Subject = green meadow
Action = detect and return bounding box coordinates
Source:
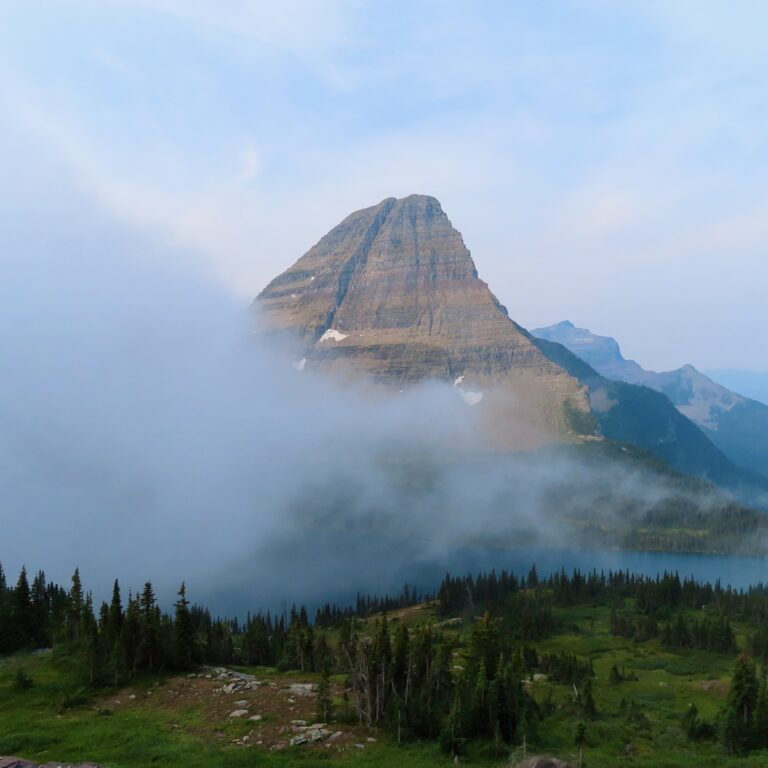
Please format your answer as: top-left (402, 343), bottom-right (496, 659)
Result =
top-left (4, 600), bottom-right (768, 768)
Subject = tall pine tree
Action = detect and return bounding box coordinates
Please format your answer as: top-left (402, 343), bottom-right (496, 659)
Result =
top-left (174, 582), bottom-right (195, 670)
top-left (721, 653), bottom-right (759, 754)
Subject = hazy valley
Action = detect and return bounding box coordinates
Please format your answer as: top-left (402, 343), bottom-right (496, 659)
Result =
top-left (5, 191), bottom-right (768, 767)
top-left (4, 6), bottom-right (768, 763)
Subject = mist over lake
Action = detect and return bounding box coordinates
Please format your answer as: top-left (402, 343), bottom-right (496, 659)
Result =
top-left (4, 4), bottom-right (768, 766)
top-left (197, 533), bottom-right (768, 618)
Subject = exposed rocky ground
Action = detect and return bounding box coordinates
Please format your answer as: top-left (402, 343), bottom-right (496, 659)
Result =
top-left (515, 759), bottom-right (572, 768)
top-left (0, 761), bottom-right (103, 768)
top-left (94, 666), bottom-right (378, 754)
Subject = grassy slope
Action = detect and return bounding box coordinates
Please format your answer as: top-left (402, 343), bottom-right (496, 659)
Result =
top-left (526, 604), bottom-right (743, 767)
top-left (5, 603), bottom-right (768, 767)
top-left (0, 652), bottom-right (450, 768)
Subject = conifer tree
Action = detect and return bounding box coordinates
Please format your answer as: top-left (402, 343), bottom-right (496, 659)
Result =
top-left (314, 632), bottom-right (332, 672)
top-left (683, 703), bottom-right (700, 740)
top-left (392, 622), bottom-right (410, 698)
top-left (68, 568), bottom-right (84, 641)
top-left (82, 593), bottom-right (102, 684)
top-left (753, 676), bottom-right (768, 749)
top-left (138, 582), bottom-right (160, 671)
top-left (121, 591), bottom-right (141, 675)
top-left (30, 570), bottom-right (48, 646)
top-left (574, 721), bottom-right (587, 768)
top-left (0, 563), bottom-right (9, 654)
top-left (721, 653), bottom-right (759, 754)
top-left (470, 662), bottom-right (489, 736)
top-left (469, 612), bottom-right (500, 677)
top-left (439, 699), bottom-right (465, 757)
top-left (316, 661), bottom-right (333, 723)
top-left (174, 582), bottom-right (195, 670)
top-left (14, 566), bottom-right (35, 648)
top-left (577, 678), bottom-right (596, 720)
top-left (108, 580), bottom-right (123, 642)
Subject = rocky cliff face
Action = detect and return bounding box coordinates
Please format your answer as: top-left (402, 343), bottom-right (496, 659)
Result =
top-left (255, 196), bottom-right (768, 495)
top-left (256, 195), bottom-right (591, 444)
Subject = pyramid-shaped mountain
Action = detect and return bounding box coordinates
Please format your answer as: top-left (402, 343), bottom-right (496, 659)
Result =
top-left (256, 195), bottom-right (768, 499)
top-left (256, 195), bottom-right (590, 440)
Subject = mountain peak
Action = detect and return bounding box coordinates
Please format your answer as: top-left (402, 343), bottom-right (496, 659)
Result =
top-left (533, 321), bottom-right (648, 384)
top-left (256, 193), bottom-right (484, 348)
top-left (256, 196), bottom-right (591, 442)
top-left (397, 192), bottom-right (442, 205)
top-left (337, 194), bottom-right (446, 227)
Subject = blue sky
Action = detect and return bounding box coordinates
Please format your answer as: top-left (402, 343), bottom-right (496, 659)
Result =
top-left (1, 1), bottom-right (767, 371)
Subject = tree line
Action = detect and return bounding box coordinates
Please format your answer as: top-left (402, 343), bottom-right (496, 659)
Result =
top-left (6, 559), bottom-right (768, 756)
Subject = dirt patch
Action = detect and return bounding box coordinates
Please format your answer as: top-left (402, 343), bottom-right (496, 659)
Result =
top-left (97, 667), bottom-right (379, 753)
top-left (361, 602), bottom-right (435, 629)
top-left (694, 679), bottom-right (728, 697)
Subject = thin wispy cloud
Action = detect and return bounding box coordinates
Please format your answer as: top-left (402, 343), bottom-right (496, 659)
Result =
top-left (0, 1), bottom-right (766, 370)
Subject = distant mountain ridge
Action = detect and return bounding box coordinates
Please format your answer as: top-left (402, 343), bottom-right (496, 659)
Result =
top-left (534, 321), bottom-right (768, 479)
top-left (707, 369), bottom-right (768, 406)
top-left (534, 321), bottom-right (649, 383)
top-left (255, 195), bottom-right (768, 499)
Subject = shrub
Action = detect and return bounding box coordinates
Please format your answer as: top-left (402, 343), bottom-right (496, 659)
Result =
top-left (12, 667), bottom-right (33, 691)
top-left (58, 686), bottom-right (89, 713)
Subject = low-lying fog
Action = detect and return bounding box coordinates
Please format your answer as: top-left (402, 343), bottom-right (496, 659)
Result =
top-left (0, 126), bottom-right (749, 616)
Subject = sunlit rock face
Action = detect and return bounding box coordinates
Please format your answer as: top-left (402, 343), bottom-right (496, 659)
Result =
top-left (255, 194), bottom-right (591, 446)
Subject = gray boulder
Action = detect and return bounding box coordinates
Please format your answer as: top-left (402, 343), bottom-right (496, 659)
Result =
top-left (515, 759), bottom-right (572, 768)
top-left (1, 760), bottom-right (103, 768)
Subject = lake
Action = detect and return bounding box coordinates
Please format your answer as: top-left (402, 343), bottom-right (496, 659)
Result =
top-left (200, 531), bottom-right (768, 617)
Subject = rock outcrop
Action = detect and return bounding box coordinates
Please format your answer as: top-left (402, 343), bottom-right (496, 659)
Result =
top-left (256, 195), bottom-right (591, 445)
top-left (0, 760), bottom-right (102, 768)
top-left (514, 758), bottom-right (572, 768)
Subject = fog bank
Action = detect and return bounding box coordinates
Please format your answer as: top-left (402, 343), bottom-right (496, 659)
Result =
top-left (0, 129), bottom-right (746, 614)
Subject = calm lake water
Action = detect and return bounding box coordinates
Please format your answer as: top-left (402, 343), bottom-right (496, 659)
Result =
top-left (202, 532), bottom-right (768, 617)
